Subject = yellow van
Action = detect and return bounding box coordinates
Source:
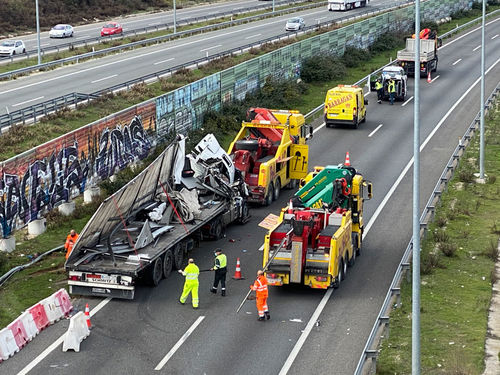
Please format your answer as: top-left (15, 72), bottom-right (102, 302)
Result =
top-left (324, 85), bottom-right (367, 129)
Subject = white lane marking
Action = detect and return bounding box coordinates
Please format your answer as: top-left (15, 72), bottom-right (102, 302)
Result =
top-left (473, 45), bottom-right (482, 52)
top-left (452, 58), bottom-right (462, 65)
top-left (149, 23), bottom-right (160, 26)
top-left (364, 55), bottom-right (500, 237)
top-left (75, 35), bottom-right (90, 39)
top-left (368, 124), bottom-right (383, 138)
top-left (17, 298), bottom-right (111, 375)
top-left (200, 44), bottom-right (222, 52)
top-left (402, 96), bottom-right (414, 107)
top-left (154, 316), bottom-right (205, 370)
top-left (365, 92), bottom-right (371, 96)
top-left (440, 17), bottom-right (500, 50)
top-left (315, 17), bottom-right (327, 21)
top-left (313, 122), bottom-right (325, 134)
top-left (0, 16), bottom-right (296, 97)
top-left (91, 74), bottom-right (118, 83)
top-left (279, 289), bottom-right (333, 375)
top-left (245, 33), bottom-right (262, 39)
top-left (493, 34), bottom-right (499, 40)
top-left (154, 57), bottom-right (175, 65)
top-left (430, 75), bottom-right (440, 83)
top-left (12, 96), bottom-right (44, 107)
top-left (40, 43), bottom-right (50, 47)
top-left (278, 54), bottom-right (500, 375)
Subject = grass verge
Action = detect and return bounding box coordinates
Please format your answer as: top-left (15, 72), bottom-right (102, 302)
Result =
top-left (376, 100), bottom-right (500, 374)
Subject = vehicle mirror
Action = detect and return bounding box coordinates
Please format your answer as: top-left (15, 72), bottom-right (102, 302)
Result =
top-left (367, 182), bottom-right (373, 199)
top-left (308, 125), bottom-right (313, 139)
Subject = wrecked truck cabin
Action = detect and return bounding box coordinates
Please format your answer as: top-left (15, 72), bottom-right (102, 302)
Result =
top-left (65, 134), bottom-right (250, 299)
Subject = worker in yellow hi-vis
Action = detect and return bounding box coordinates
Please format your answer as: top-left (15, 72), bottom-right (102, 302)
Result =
top-left (179, 258), bottom-right (200, 309)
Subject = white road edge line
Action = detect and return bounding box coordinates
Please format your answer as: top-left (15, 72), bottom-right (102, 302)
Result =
top-left (12, 96), bottom-right (45, 107)
top-left (279, 54), bottom-right (500, 375)
top-left (473, 45), bottom-right (482, 52)
top-left (440, 17), bottom-right (499, 49)
top-left (245, 33), bottom-right (262, 39)
top-left (200, 44), bottom-right (222, 52)
top-left (402, 96), bottom-right (414, 107)
top-left (452, 58), bottom-right (462, 66)
top-left (154, 316), bottom-right (205, 371)
top-left (91, 74), bottom-right (118, 83)
top-left (17, 297), bottom-right (112, 375)
top-left (493, 34), bottom-right (499, 40)
top-left (154, 58), bottom-right (175, 65)
top-left (368, 124), bottom-right (383, 138)
top-left (430, 75), bottom-right (440, 83)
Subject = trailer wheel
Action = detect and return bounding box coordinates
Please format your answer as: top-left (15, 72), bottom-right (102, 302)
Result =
top-left (146, 258), bottom-right (163, 286)
top-left (211, 218), bottom-right (225, 240)
top-left (163, 249), bottom-right (173, 278)
top-left (273, 179), bottom-right (281, 201)
top-left (174, 243), bottom-right (185, 270)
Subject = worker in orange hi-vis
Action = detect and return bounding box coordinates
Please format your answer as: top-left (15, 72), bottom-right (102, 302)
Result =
top-left (251, 270), bottom-right (270, 321)
top-left (64, 229), bottom-right (79, 259)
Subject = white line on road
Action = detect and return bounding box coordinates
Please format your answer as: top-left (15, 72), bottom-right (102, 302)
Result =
top-left (430, 75), bottom-right (440, 83)
top-left (17, 298), bottom-right (111, 375)
top-left (402, 96), bottom-right (414, 107)
top-left (279, 289), bottom-right (333, 375)
top-left (40, 43), bottom-right (50, 47)
top-left (440, 17), bottom-right (500, 50)
top-left (91, 74), bottom-right (118, 83)
top-left (154, 58), bottom-right (175, 65)
top-left (452, 58), bottom-right (462, 65)
top-left (154, 316), bottom-right (205, 371)
top-left (493, 34), bottom-right (499, 40)
top-left (245, 34), bottom-right (262, 39)
top-left (368, 124), bottom-right (383, 138)
top-left (149, 23), bottom-right (160, 26)
top-left (12, 96), bottom-right (44, 107)
top-left (315, 17), bottom-right (327, 21)
top-left (473, 45), bottom-right (482, 51)
top-left (200, 44), bottom-right (222, 52)
top-left (75, 35), bottom-right (90, 39)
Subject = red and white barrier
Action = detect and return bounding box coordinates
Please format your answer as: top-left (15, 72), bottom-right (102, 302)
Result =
top-left (0, 327), bottom-right (19, 360)
top-left (41, 295), bottom-right (64, 324)
top-left (54, 288), bottom-right (73, 317)
top-left (19, 311), bottom-right (39, 340)
top-left (8, 318), bottom-right (29, 350)
top-left (29, 303), bottom-right (50, 331)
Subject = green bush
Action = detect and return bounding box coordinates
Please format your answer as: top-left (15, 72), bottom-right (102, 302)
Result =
top-left (369, 32), bottom-right (405, 54)
top-left (300, 54), bottom-right (346, 83)
top-left (0, 251), bottom-right (8, 275)
top-left (341, 47), bottom-right (371, 68)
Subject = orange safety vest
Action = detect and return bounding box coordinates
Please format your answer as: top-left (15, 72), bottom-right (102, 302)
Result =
top-left (251, 275), bottom-right (268, 298)
top-left (65, 233), bottom-right (79, 259)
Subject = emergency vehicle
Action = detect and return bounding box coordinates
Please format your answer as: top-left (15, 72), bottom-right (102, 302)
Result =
top-left (324, 85), bottom-right (368, 128)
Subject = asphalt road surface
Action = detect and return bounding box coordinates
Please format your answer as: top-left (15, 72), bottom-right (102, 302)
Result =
top-left (2, 17), bottom-right (500, 375)
top-left (0, 0), bottom-right (301, 52)
top-left (0, 0), bottom-right (400, 116)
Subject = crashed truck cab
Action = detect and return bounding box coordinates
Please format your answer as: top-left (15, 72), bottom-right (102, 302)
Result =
top-left (65, 134), bottom-right (249, 299)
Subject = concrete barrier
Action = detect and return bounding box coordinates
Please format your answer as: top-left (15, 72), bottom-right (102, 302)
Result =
top-left (62, 312), bottom-right (90, 352)
top-left (19, 311), bottom-right (39, 340)
top-left (0, 327), bottom-right (19, 360)
top-left (27, 218), bottom-right (47, 236)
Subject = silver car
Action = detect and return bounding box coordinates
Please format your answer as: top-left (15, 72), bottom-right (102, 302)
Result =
top-left (49, 24), bottom-right (74, 38)
top-left (285, 17), bottom-right (305, 31)
top-left (0, 40), bottom-right (26, 56)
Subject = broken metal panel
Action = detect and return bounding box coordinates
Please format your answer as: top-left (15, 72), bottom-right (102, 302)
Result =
top-left (135, 220), bottom-right (154, 250)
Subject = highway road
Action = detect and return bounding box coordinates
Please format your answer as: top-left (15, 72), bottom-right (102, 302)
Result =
top-left (0, 0), bottom-right (401, 117)
top-left (1, 0), bottom-right (303, 52)
top-left (2, 17), bottom-right (500, 375)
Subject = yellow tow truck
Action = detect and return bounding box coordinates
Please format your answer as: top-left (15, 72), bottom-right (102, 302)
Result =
top-left (228, 108), bottom-right (313, 205)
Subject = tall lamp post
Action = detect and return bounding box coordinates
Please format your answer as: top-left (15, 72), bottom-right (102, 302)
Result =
top-left (35, 0), bottom-right (41, 65)
top-left (479, 0), bottom-right (486, 179)
top-left (173, 0), bottom-right (177, 34)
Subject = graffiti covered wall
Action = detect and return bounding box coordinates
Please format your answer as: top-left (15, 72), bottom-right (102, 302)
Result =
top-left (0, 102), bottom-right (156, 238)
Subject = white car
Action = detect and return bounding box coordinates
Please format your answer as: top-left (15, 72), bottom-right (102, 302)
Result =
top-left (0, 40), bottom-right (26, 56)
top-left (285, 17), bottom-right (305, 31)
top-left (49, 24), bottom-right (74, 38)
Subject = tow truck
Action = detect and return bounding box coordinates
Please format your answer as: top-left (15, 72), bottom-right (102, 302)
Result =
top-left (262, 155), bottom-right (372, 289)
top-left (228, 108), bottom-right (313, 206)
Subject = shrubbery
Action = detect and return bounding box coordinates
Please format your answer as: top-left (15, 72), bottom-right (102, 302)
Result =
top-left (342, 46), bottom-right (371, 68)
top-left (300, 54), bottom-right (346, 83)
top-left (369, 32), bottom-right (404, 54)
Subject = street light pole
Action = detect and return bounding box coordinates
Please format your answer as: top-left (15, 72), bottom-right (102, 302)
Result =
top-left (479, 0), bottom-right (486, 179)
top-left (412, 0), bottom-right (421, 373)
top-left (35, 0), bottom-right (41, 65)
top-left (173, 0), bottom-right (177, 34)
top-left (273, 0), bottom-right (275, 13)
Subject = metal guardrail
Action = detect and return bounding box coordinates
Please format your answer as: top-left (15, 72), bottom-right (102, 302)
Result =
top-left (0, 0), bottom-right (329, 79)
top-left (0, 245), bottom-right (64, 287)
top-left (0, 0), bottom-right (315, 65)
top-left (354, 82), bottom-right (500, 375)
top-left (0, 1), bottom-right (409, 131)
top-left (439, 8), bottom-right (500, 40)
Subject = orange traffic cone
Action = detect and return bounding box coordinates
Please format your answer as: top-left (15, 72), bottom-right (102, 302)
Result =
top-left (427, 71), bottom-right (432, 83)
top-left (85, 303), bottom-right (92, 329)
top-left (344, 152), bottom-right (351, 166)
top-left (232, 258), bottom-right (245, 280)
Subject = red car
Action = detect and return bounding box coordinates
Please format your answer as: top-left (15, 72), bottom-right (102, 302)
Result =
top-left (101, 22), bottom-right (123, 37)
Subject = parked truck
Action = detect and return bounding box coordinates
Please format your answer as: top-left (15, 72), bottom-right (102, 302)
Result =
top-left (328, 0), bottom-right (367, 11)
top-left (228, 108), bottom-right (313, 206)
top-left (397, 28), bottom-right (440, 77)
top-left (65, 134), bottom-right (250, 299)
top-left (262, 157), bottom-right (372, 289)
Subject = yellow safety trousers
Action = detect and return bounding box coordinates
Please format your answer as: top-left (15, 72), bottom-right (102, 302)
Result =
top-left (180, 280), bottom-right (199, 307)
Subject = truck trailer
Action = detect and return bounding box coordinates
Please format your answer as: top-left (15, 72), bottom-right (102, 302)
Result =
top-left (328, 0), bottom-right (367, 11)
top-left (65, 134), bottom-right (250, 299)
top-left (397, 28), bottom-right (440, 76)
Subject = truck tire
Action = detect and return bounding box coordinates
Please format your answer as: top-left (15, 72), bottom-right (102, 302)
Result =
top-left (163, 249), bottom-right (173, 278)
top-left (174, 243), bottom-right (185, 270)
top-left (342, 257), bottom-right (348, 279)
top-left (333, 261), bottom-right (344, 289)
top-left (288, 179), bottom-right (298, 190)
top-left (211, 218), bottom-right (225, 240)
top-left (264, 183), bottom-right (274, 206)
top-left (348, 247), bottom-right (356, 267)
top-left (146, 258), bottom-right (163, 286)
top-left (273, 179), bottom-right (281, 201)
top-left (352, 118), bottom-right (359, 129)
